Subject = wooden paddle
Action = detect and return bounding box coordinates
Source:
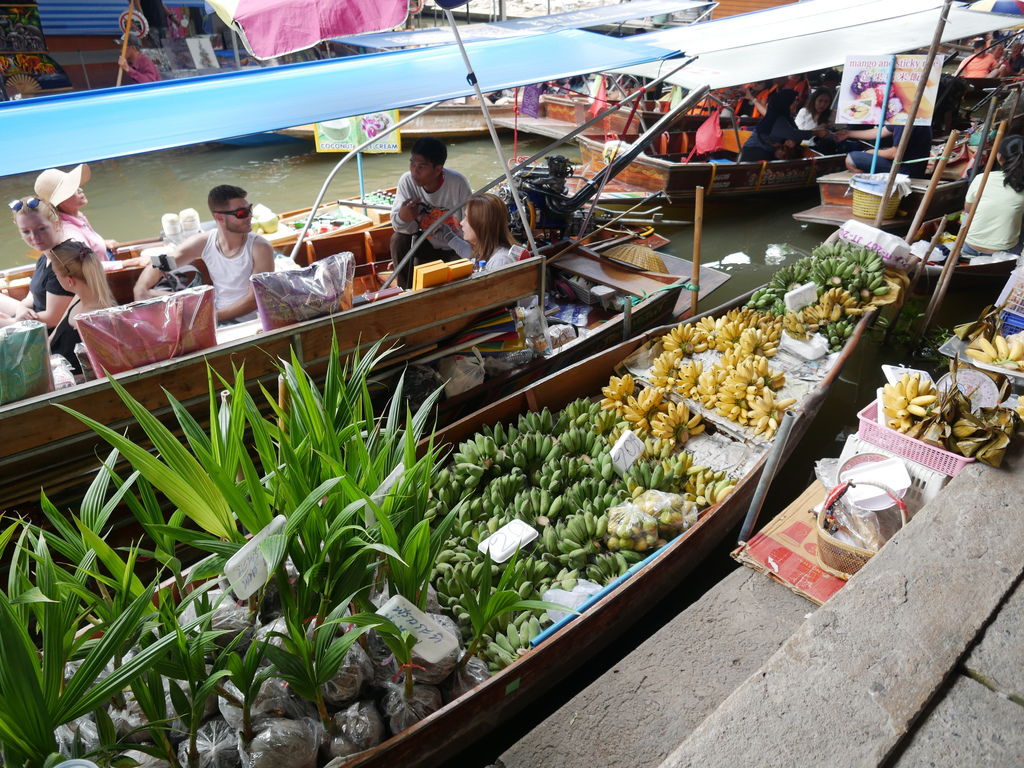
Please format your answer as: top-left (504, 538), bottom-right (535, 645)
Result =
top-left (115, 0), bottom-right (137, 88)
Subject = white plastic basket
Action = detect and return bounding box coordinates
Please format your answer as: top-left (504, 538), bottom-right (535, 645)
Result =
top-left (837, 434), bottom-right (948, 517)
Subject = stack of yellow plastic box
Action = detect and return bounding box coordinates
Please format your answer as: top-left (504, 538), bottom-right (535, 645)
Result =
top-left (411, 259), bottom-right (474, 291)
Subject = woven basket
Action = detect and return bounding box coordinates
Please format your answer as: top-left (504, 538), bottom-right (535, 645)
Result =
top-left (603, 243), bottom-right (668, 273)
top-left (815, 480), bottom-right (907, 580)
top-left (852, 188), bottom-right (899, 219)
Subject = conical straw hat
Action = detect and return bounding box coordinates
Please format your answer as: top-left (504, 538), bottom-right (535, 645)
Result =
top-left (603, 243), bottom-right (668, 273)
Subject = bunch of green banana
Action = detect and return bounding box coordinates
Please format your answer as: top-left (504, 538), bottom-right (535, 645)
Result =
top-left (822, 318), bottom-right (855, 351)
top-left (559, 397), bottom-right (602, 428)
top-left (586, 551), bottom-right (630, 583)
top-left (562, 477), bottom-right (624, 517)
top-left (592, 408), bottom-right (622, 437)
top-left (766, 262), bottom-right (812, 293)
top-left (557, 425), bottom-right (606, 458)
top-left (517, 407), bottom-right (559, 436)
top-left (512, 486), bottom-right (566, 525)
top-left (480, 419), bottom-right (519, 447)
top-left (810, 240), bottom-right (852, 261)
top-left (509, 431), bottom-right (559, 481)
top-left (746, 286), bottom-right (784, 312)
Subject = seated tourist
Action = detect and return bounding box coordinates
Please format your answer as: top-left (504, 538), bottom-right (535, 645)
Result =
top-left (460, 193), bottom-right (519, 271)
top-left (956, 39), bottom-right (999, 79)
top-left (9, 196), bottom-right (74, 329)
top-left (961, 134), bottom-right (1024, 257)
top-left (133, 184), bottom-right (273, 323)
top-left (48, 239), bottom-right (117, 374)
top-left (34, 163), bottom-right (118, 261)
top-left (739, 90), bottom-right (835, 162)
top-left (844, 124), bottom-right (933, 179)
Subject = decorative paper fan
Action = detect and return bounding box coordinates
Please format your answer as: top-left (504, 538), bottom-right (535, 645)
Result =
top-left (603, 243), bottom-right (668, 273)
top-left (6, 74), bottom-right (41, 97)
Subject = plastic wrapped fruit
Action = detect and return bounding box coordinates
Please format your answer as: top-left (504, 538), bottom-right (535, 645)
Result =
top-left (603, 501), bottom-right (660, 553)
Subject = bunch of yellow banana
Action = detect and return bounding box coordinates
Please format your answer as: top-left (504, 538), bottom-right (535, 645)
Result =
top-left (965, 335), bottom-right (1024, 371)
top-left (600, 374), bottom-right (635, 415)
top-left (648, 348), bottom-right (684, 391)
top-left (715, 388), bottom-right (753, 426)
top-left (748, 391), bottom-right (798, 437)
top-left (734, 354), bottom-right (786, 392)
top-left (721, 307), bottom-right (763, 327)
top-left (675, 360), bottom-right (704, 399)
top-left (692, 316), bottom-right (720, 349)
top-left (651, 401), bottom-right (705, 445)
top-left (783, 310), bottom-right (814, 340)
top-left (738, 327), bottom-right (779, 358)
top-left (622, 387), bottom-right (667, 433)
top-left (881, 373), bottom-right (939, 433)
top-left (592, 408), bottom-right (621, 437)
top-left (817, 287), bottom-right (863, 320)
top-left (661, 322), bottom-right (709, 357)
top-left (695, 367), bottom-right (728, 409)
top-left (712, 319), bottom-right (747, 352)
top-left (643, 436), bottom-right (677, 460)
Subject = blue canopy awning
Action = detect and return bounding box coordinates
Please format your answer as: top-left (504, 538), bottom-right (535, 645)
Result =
top-left (0, 30), bottom-right (679, 176)
top-left (335, 0), bottom-right (713, 49)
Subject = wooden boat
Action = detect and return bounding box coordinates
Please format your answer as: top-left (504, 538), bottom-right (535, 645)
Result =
top-left (911, 215), bottom-right (1018, 287)
top-left (274, 103), bottom-right (518, 142)
top-left (570, 129), bottom-right (848, 203)
top-left (337, 291), bottom-right (873, 768)
top-left (792, 170), bottom-right (969, 232)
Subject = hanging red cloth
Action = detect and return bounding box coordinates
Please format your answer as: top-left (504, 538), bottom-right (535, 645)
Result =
top-left (686, 108), bottom-right (724, 162)
top-left (588, 76), bottom-right (608, 118)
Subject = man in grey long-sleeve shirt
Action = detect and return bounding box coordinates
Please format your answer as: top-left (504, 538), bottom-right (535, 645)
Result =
top-left (390, 136), bottom-right (472, 288)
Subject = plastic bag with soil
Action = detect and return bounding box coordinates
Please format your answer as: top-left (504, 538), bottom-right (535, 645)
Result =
top-left (365, 630), bottom-right (400, 690)
top-left (321, 700), bottom-right (385, 761)
top-left (409, 612), bottom-right (462, 685)
top-left (122, 749), bottom-right (172, 767)
top-left (321, 641), bottom-right (373, 707)
top-left (380, 682), bottom-right (442, 734)
top-left (219, 677), bottom-right (315, 731)
top-left (441, 655), bottom-right (491, 703)
top-left (238, 717), bottom-right (322, 768)
top-left (176, 719), bottom-right (240, 768)
top-left (55, 714), bottom-right (99, 757)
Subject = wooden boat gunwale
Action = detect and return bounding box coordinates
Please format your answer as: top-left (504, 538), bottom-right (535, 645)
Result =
top-left (340, 294), bottom-right (874, 768)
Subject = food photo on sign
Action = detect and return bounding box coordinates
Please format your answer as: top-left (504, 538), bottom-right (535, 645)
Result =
top-left (836, 55), bottom-right (941, 125)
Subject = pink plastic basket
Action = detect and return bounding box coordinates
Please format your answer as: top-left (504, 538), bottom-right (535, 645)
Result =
top-left (856, 400), bottom-right (974, 477)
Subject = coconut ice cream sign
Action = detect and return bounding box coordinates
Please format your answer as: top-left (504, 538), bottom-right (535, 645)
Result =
top-left (314, 110), bottom-right (401, 153)
top-left (836, 55), bottom-right (940, 126)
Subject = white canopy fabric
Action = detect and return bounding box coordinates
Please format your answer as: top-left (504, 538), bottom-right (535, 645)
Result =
top-left (334, 0), bottom-right (713, 49)
top-left (615, 0), bottom-right (1016, 90)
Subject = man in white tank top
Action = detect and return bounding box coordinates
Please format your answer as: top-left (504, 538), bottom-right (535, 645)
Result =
top-left (134, 184), bottom-right (274, 323)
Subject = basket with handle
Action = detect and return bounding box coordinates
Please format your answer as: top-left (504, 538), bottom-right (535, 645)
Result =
top-left (815, 479), bottom-right (908, 580)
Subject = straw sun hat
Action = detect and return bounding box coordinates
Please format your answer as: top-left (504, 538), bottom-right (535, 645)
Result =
top-left (34, 163), bottom-right (91, 207)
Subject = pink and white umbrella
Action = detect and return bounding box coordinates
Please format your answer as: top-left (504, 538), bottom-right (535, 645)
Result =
top-left (968, 0), bottom-right (1024, 15)
top-left (207, 0), bottom-right (409, 59)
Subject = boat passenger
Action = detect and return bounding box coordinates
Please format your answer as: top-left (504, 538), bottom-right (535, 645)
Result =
top-left (390, 136), bottom-right (473, 289)
top-left (738, 90), bottom-right (834, 162)
top-left (117, 34), bottom-right (161, 84)
top-left (1004, 43), bottom-right (1024, 76)
top-left (843, 124), bottom-right (933, 179)
top-left (961, 134), bottom-right (1024, 257)
top-left (956, 39), bottom-right (999, 79)
top-left (795, 88), bottom-right (834, 132)
top-left (47, 239), bottom-right (116, 374)
top-left (461, 194), bottom-right (518, 271)
top-left (133, 184), bottom-right (273, 323)
top-left (8, 197), bottom-right (74, 329)
top-left (34, 163), bottom-right (117, 261)
top-left (736, 81), bottom-right (776, 119)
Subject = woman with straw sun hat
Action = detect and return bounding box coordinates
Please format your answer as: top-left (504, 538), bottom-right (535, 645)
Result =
top-left (34, 164), bottom-right (118, 261)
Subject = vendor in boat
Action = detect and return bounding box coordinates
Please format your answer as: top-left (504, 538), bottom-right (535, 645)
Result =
top-left (960, 134), bottom-right (1024, 257)
top-left (117, 34), bottom-right (161, 84)
top-left (133, 184), bottom-right (273, 323)
top-left (34, 163), bottom-right (118, 261)
top-left (843, 124), bottom-right (933, 179)
top-left (7, 197), bottom-right (75, 329)
top-left (461, 193), bottom-right (518, 271)
top-left (738, 89), bottom-right (839, 162)
top-left (47, 239), bottom-right (116, 374)
top-left (390, 136), bottom-right (472, 289)
top-left (795, 87), bottom-right (840, 153)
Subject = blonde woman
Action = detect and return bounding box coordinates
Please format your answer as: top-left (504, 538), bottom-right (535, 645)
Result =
top-left (8, 197), bottom-right (74, 328)
top-left (460, 193), bottom-right (518, 271)
top-left (48, 239), bottom-right (116, 373)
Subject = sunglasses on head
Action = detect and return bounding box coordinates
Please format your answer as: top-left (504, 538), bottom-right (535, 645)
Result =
top-left (8, 197), bottom-right (42, 212)
top-left (212, 204), bottom-right (253, 219)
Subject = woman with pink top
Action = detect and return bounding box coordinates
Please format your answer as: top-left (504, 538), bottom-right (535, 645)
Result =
top-left (34, 164), bottom-right (118, 261)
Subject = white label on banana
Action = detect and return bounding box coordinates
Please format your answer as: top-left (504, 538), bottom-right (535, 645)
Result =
top-left (478, 519), bottom-right (538, 563)
top-left (610, 429), bottom-right (645, 475)
top-left (225, 515), bottom-right (286, 601)
top-left (377, 595), bottom-right (458, 664)
top-left (784, 282), bottom-right (818, 312)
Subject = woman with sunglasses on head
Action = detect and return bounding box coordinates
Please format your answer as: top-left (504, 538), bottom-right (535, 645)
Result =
top-left (460, 193), bottom-right (519, 271)
top-left (34, 164), bottom-right (117, 261)
top-left (6, 196), bottom-right (75, 330)
top-left (133, 184), bottom-right (273, 323)
top-left (48, 240), bottom-right (116, 374)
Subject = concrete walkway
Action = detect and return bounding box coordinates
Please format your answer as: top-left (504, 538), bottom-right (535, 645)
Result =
top-left (498, 455), bottom-right (1024, 768)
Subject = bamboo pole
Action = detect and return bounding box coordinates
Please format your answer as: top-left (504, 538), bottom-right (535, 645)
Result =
top-left (115, 0), bottom-right (137, 88)
top-left (907, 130), bottom-right (959, 241)
top-left (691, 186), bottom-right (704, 316)
top-left (872, 0), bottom-right (953, 227)
top-left (884, 216), bottom-right (947, 344)
top-left (919, 119), bottom-right (1007, 335)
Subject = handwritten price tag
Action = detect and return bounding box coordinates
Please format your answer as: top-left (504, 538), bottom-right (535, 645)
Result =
top-left (478, 519), bottom-right (538, 563)
top-left (225, 515), bottom-right (286, 600)
top-left (378, 595), bottom-right (458, 664)
top-left (610, 429), bottom-right (645, 475)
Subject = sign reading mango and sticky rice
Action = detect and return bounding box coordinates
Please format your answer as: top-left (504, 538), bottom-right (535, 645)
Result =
top-left (837, 55), bottom-right (940, 126)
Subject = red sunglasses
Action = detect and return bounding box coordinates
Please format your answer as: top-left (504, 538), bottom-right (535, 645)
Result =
top-left (212, 204), bottom-right (253, 219)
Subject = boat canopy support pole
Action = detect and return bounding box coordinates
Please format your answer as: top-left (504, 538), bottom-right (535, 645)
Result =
top-left (443, 7), bottom-right (541, 287)
top-left (868, 56), bottom-right (896, 176)
top-left (874, 0), bottom-right (953, 227)
top-left (920, 120), bottom-right (1007, 336)
top-left (286, 100), bottom-right (444, 262)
